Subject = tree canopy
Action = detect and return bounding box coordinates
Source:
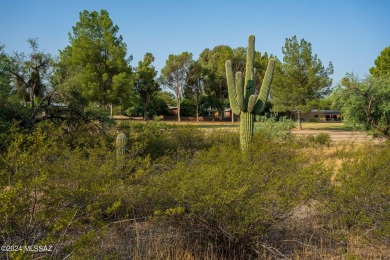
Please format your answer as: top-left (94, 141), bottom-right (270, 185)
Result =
top-left (0, 39), bottom-right (63, 129)
top-left (56, 10), bottom-right (132, 117)
top-left (160, 52), bottom-right (193, 122)
top-left (332, 74), bottom-right (390, 138)
top-left (133, 52), bottom-right (159, 119)
top-left (2, 39), bottom-right (51, 110)
top-left (271, 36), bottom-right (333, 129)
top-left (186, 61), bottom-right (205, 121)
top-left (370, 46), bottom-right (390, 77)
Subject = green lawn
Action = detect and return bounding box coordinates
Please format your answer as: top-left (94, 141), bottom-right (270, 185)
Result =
top-left (163, 121), bottom-right (354, 131)
top-left (296, 122), bottom-right (354, 131)
top-left (123, 119), bottom-right (355, 131)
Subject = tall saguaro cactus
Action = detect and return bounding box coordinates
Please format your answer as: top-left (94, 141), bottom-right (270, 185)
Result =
top-left (225, 35), bottom-right (275, 149)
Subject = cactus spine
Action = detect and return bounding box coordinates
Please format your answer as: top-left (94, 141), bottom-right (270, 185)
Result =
top-left (116, 132), bottom-right (128, 159)
top-left (225, 35), bottom-right (275, 149)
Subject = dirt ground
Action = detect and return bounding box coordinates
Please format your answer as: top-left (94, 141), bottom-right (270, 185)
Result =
top-left (115, 118), bottom-right (384, 143)
top-left (291, 129), bottom-right (373, 142)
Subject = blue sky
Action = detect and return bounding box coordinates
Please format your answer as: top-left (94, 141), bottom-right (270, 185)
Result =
top-left (1, 0), bottom-right (389, 88)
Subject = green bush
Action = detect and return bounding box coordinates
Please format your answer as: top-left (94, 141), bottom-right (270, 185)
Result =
top-left (327, 144), bottom-right (390, 239)
top-left (254, 116), bottom-right (295, 141)
top-left (0, 123), bottom-right (152, 258)
top-left (117, 121), bottom-right (208, 160)
top-left (309, 118), bottom-right (320, 123)
top-left (307, 132), bottom-right (332, 146)
top-left (148, 132), bottom-right (329, 254)
top-left (315, 132), bottom-right (332, 146)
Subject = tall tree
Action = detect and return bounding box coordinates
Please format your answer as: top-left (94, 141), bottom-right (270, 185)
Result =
top-left (160, 52), bottom-right (193, 122)
top-left (0, 39), bottom-right (57, 129)
top-left (186, 61), bottom-right (204, 122)
top-left (198, 46), bottom-right (232, 119)
top-left (57, 10), bottom-right (132, 118)
top-left (271, 36), bottom-right (333, 130)
top-left (0, 44), bottom-right (15, 132)
top-left (370, 46), bottom-right (390, 77)
top-left (0, 45), bottom-right (11, 104)
top-left (133, 53), bottom-right (159, 120)
top-left (147, 91), bottom-right (175, 116)
top-left (2, 39), bottom-right (51, 111)
top-left (333, 74), bottom-right (390, 138)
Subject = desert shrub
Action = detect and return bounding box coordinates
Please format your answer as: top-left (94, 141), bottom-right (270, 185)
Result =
top-left (0, 124), bottom-right (68, 256)
top-left (5, 120), bottom-right (388, 258)
top-left (0, 123), bottom-right (155, 258)
top-left (0, 120), bottom-right (219, 257)
top-left (148, 133), bottom-right (329, 256)
top-left (119, 121), bottom-right (175, 159)
top-left (63, 123), bottom-right (115, 151)
top-left (327, 143), bottom-right (390, 239)
top-left (306, 132), bottom-right (332, 147)
top-left (117, 122), bottom-right (208, 160)
top-left (255, 116), bottom-right (295, 141)
top-left (168, 126), bottom-right (207, 157)
top-left (315, 132), bottom-right (332, 146)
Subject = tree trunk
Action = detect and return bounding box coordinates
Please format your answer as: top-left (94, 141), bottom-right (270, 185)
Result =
top-left (231, 109), bottom-right (234, 123)
top-left (143, 98), bottom-right (147, 120)
top-left (30, 85), bottom-right (35, 112)
top-left (297, 110), bottom-right (302, 130)
top-left (177, 98), bottom-right (181, 122)
top-left (240, 112), bottom-right (254, 149)
top-left (196, 96), bottom-right (199, 122)
top-left (109, 103), bottom-right (113, 119)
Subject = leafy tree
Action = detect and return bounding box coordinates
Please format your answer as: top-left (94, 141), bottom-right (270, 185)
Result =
top-left (186, 61), bottom-right (204, 121)
top-left (57, 10), bottom-right (132, 118)
top-left (2, 39), bottom-right (51, 110)
top-left (333, 74), bottom-right (390, 138)
top-left (370, 46), bottom-right (390, 77)
top-left (160, 52), bottom-right (193, 122)
top-left (154, 90), bottom-right (175, 106)
top-left (129, 90), bottom-right (175, 118)
top-left (0, 45), bottom-right (15, 135)
top-left (0, 39), bottom-right (63, 129)
top-left (199, 45), bottom-right (271, 120)
top-left (232, 47), bottom-right (272, 80)
top-left (199, 94), bottom-right (219, 117)
top-left (133, 53), bottom-right (159, 120)
top-left (147, 92), bottom-right (171, 116)
top-left (1, 40), bottom-right (101, 132)
top-left (271, 36), bottom-right (333, 130)
top-left (198, 46), bottom-right (232, 119)
top-left (0, 45), bottom-right (11, 104)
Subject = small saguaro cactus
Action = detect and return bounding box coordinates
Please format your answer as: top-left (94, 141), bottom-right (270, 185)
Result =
top-left (116, 132), bottom-right (128, 159)
top-left (225, 35), bottom-right (275, 149)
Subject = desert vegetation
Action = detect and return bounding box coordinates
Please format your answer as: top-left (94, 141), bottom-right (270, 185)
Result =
top-left (0, 120), bottom-right (389, 259)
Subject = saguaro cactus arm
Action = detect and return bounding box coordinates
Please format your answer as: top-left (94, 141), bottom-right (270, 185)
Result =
top-left (244, 35), bottom-right (256, 100)
top-left (235, 71), bottom-right (245, 112)
top-left (254, 59), bottom-right (275, 114)
top-left (247, 94), bottom-right (257, 113)
top-left (226, 60), bottom-right (241, 115)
